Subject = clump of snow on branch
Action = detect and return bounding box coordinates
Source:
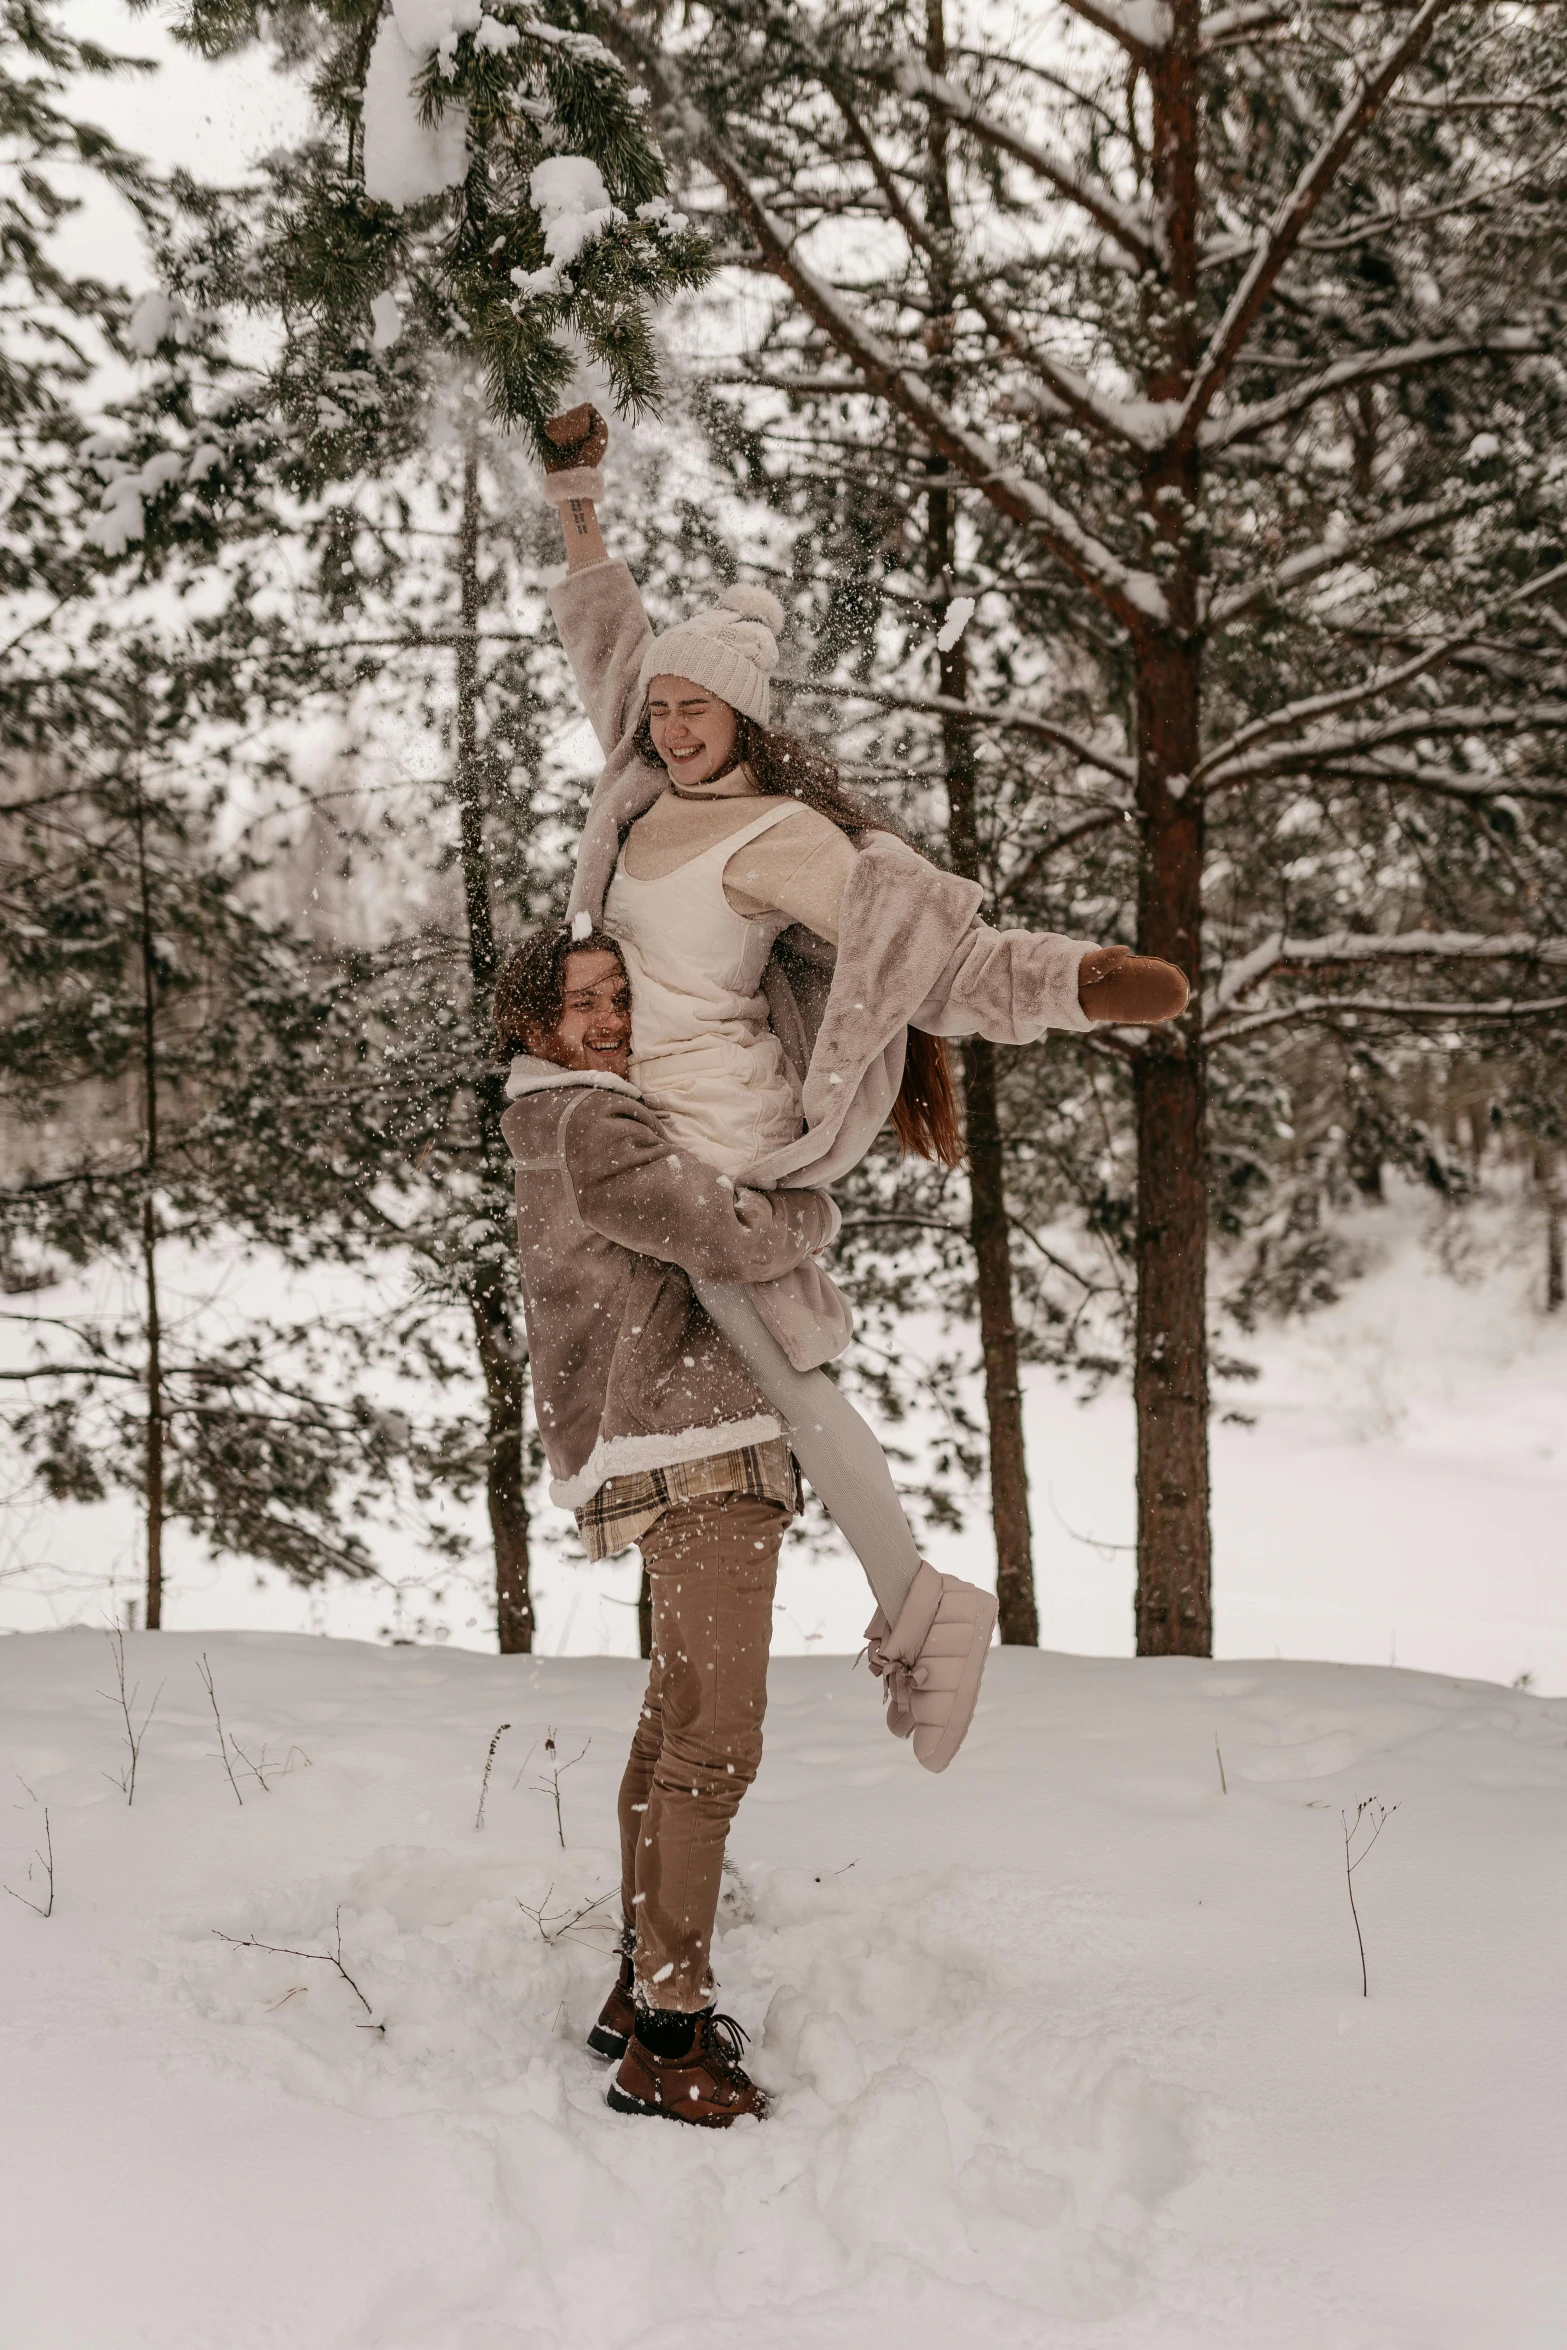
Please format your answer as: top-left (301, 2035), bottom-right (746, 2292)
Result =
top-left (935, 595), bottom-right (975, 653)
top-left (370, 292), bottom-right (403, 351)
top-left (529, 156), bottom-right (624, 266)
top-left (392, 0), bottom-right (481, 53)
top-left (83, 451), bottom-right (186, 555)
top-left (126, 291), bottom-right (192, 357)
top-left (362, 15), bottom-right (469, 209)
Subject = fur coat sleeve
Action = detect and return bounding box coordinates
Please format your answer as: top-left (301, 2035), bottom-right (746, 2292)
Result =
top-left (743, 835), bottom-right (1097, 1194)
top-left (549, 560), bottom-right (670, 925)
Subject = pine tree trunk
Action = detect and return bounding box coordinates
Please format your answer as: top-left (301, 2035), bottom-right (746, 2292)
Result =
top-left (924, 0), bottom-right (1038, 1645)
top-left (1131, 633), bottom-right (1212, 1656)
top-left (1131, 10), bottom-right (1212, 1658)
top-left (1538, 1148), bottom-right (1564, 1313)
top-left (471, 1277), bottom-right (533, 1651)
top-left (961, 1038), bottom-right (1039, 1643)
top-left (132, 773), bottom-right (165, 1631)
top-left (455, 425), bottom-right (534, 1651)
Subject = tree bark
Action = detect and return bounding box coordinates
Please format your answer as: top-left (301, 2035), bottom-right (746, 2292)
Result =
top-left (1130, 6), bottom-right (1212, 1658)
top-left (923, 0), bottom-right (1039, 1646)
top-left (1538, 1148), bottom-right (1564, 1313)
top-left (455, 425), bottom-right (534, 1651)
top-left (1131, 635), bottom-right (1212, 1656)
top-left (131, 768), bottom-right (165, 1631)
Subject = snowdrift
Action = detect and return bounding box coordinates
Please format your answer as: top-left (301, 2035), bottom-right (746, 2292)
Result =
top-left (2, 1631), bottom-right (1564, 2347)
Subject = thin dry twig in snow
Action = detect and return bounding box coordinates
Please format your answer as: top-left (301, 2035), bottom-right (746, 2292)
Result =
top-left (1342, 1796), bottom-right (1397, 1997)
top-left (213, 1906), bottom-right (385, 2031)
top-left (5, 1805), bottom-right (54, 1918)
top-left (533, 1728), bottom-right (590, 1849)
top-left (516, 1885), bottom-right (616, 1946)
top-left (196, 1653), bottom-right (246, 1807)
top-left (475, 1721), bottom-right (510, 1831)
top-left (99, 1625), bottom-right (162, 1806)
top-left (1215, 1735), bottom-right (1229, 1796)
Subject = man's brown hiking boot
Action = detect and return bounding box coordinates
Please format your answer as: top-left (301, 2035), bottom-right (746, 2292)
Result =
top-left (606, 2009), bottom-right (768, 2127)
top-left (586, 1935), bottom-right (635, 2060)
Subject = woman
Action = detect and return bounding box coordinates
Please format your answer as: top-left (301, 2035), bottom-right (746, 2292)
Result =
top-left (537, 404), bottom-right (1187, 1734)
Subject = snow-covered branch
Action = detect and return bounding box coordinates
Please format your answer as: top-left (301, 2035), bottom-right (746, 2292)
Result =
top-left (1215, 927), bottom-right (1567, 1011)
top-left (1177, 0), bottom-right (1461, 445)
top-left (683, 130), bottom-right (1168, 628)
top-left (780, 671), bottom-right (1135, 782)
top-left (1208, 989), bottom-right (1567, 1043)
top-left (1200, 3), bottom-right (1289, 52)
top-left (1206, 333), bottom-right (1545, 452)
top-left (1199, 558), bottom-right (1567, 780)
top-left (1206, 701), bottom-right (1567, 791)
top-left (1311, 755), bottom-right (1567, 806)
top-left (1205, 493), bottom-right (1483, 629)
top-left (966, 287), bottom-right (1171, 451)
top-left (1053, 0), bottom-right (1172, 60)
top-left (895, 63), bottom-right (1155, 267)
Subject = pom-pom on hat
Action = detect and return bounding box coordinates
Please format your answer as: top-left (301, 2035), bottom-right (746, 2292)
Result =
top-left (636, 582), bottom-right (785, 727)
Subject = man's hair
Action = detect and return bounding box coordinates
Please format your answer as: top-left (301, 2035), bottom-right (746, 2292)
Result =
top-left (492, 922), bottom-right (627, 1055)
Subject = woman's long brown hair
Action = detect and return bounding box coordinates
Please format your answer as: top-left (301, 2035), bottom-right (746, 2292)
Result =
top-left (631, 707), bottom-right (966, 1167)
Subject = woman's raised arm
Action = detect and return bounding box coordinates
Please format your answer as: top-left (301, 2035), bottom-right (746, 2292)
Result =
top-left (543, 403), bottom-right (609, 571)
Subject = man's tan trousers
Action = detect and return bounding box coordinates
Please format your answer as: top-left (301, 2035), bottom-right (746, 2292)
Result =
top-left (617, 1494), bottom-right (786, 2012)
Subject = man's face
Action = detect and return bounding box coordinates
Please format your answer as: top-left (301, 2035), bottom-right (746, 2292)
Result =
top-left (529, 948), bottom-right (631, 1078)
top-left (646, 673), bottom-right (740, 789)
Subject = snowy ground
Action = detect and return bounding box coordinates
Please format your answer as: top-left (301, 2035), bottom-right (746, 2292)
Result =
top-left (5, 1188), bottom-right (1565, 1688)
top-left (3, 1629), bottom-right (1565, 2349)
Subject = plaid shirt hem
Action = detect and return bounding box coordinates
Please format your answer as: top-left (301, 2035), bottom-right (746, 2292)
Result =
top-left (574, 1436), bottom-right (799, 1561)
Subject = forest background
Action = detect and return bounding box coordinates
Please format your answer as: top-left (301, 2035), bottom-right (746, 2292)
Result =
top-left (3, 0), bottom-right (1564, 1673)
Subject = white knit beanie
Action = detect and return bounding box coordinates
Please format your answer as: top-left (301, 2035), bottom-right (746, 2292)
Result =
top-left (636, 584), bottom-right (785, 727)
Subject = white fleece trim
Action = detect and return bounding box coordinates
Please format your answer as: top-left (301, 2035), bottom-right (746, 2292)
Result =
top-left (549, 1415), bottom-right (784, 1509)
top-left (504, 1057), bottom-right (643, 1101)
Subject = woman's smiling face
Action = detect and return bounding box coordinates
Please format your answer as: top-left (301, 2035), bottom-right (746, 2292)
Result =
top-left (645, 674), bottom-right (740, 789)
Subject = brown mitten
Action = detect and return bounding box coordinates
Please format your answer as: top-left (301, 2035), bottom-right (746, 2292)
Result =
top-left (543, 402), bottom-right (609, 472)
top-left (1076, 944), bottom-right (1190, 1023)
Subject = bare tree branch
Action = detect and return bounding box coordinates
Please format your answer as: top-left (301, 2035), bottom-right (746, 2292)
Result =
top-left (894, 61), bottom-right (1156, 265)
top-left (1201, 3), bottom-right (1289, 52)
top-left (780, 669), bottom-right (1135, 780)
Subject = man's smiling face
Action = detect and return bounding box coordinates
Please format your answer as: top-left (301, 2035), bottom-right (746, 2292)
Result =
top-left (529, 947), bottom-right (632, 1078)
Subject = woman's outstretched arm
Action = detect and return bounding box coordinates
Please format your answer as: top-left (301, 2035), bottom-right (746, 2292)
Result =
top-left (543, 403), bottom-right (609, 571)
top-left (542, 405), bottom-right (660, 758)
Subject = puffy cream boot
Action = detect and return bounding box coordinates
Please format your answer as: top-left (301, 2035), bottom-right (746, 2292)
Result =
top-left (863, 1561), bottom-right (998, 1773)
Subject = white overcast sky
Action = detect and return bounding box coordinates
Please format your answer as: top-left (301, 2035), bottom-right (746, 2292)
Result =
top-left (60, 0), bottom-right (311, 288)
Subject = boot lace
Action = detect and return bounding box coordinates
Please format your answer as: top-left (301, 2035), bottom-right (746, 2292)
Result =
top-left (698, 2010), bottom-right (752, 2079)
top-left (864, 1632), bottom-right (929, 1715)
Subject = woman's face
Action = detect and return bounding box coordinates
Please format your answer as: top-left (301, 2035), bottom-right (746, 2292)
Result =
top-left (646, 674), bottom-right (740, 790)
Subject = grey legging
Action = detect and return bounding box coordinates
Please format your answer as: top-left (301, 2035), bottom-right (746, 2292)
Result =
top-left (693, 1279), bottom-right (922, 1624)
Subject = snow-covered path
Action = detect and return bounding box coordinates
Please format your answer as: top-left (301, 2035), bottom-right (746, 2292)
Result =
top-left (4, 1632), bottom-right (1564, 2347)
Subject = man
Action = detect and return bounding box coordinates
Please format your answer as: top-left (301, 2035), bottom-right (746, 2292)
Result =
top-left (495, 921), bottom-right (840, 2127)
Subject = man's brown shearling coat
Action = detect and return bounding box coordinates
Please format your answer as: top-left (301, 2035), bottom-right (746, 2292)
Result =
top-left (501, 1058), bottom-right (836, 1507)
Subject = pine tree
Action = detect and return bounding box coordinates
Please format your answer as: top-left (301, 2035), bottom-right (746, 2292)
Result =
top-left (166, 0), bottom-right (708, 446)
top-left (1, 642), bottom-right (453, 1621)
top-left (614, 0), bottom-right (1567, 1655)
top-left (0, 0), bottom-right (155, 612)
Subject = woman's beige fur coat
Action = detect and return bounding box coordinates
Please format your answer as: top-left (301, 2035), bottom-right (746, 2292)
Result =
top-left (554, 559), bottom-right (1096, 1366)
